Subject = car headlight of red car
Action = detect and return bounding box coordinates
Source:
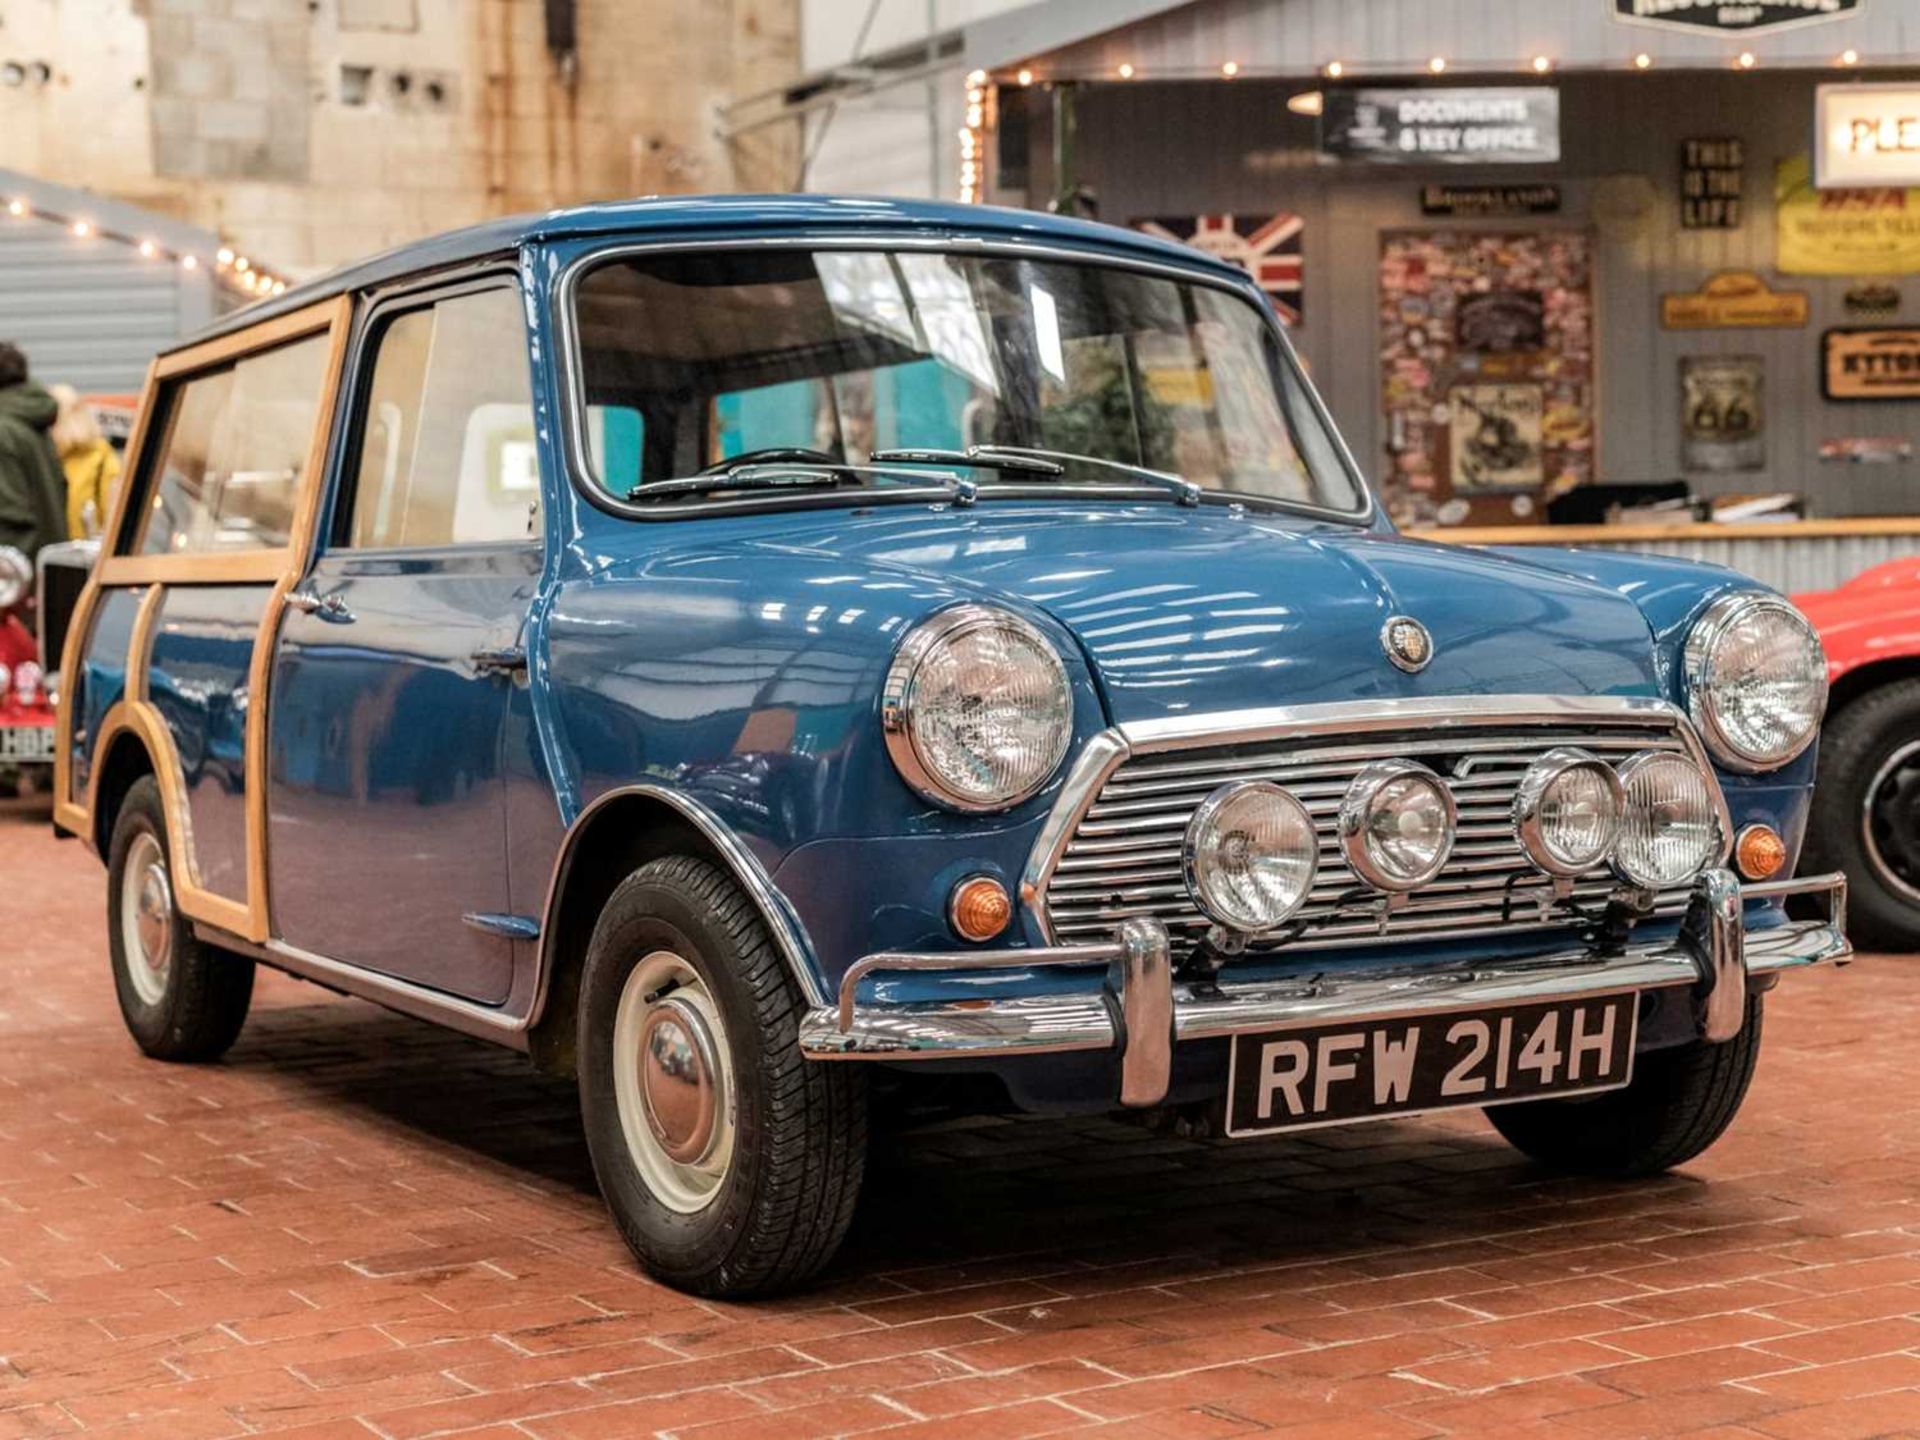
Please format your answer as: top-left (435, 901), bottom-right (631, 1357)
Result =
top-left (0, 546), bottom-right (29, 611)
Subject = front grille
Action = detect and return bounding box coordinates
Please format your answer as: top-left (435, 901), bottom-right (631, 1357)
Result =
top-left (1042, 716), bottom-right (1701, 954)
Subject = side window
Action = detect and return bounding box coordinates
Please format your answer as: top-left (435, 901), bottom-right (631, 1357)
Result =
top-left (349, 286), bottom-right (537, 548)
top-left (134, 333), bottom-right (331, 556)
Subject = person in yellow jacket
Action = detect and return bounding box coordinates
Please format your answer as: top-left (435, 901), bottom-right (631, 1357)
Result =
top-left (50, 385), bottom-right (119, 540)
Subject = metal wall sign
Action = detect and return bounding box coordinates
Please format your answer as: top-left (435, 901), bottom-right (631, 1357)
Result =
top-left (1660, 270), bottom-right (1809, 329)
top-left (1681, 138), bottom-right (1744, 229)
top-left (1816, 84), bottom-right (1920, 190)
top-left (1681, 356), bottom-right (1765, 472)
top-left (1612, 0), bottom-right (1863, 36)
top-left (1776, 154), bottom-right (1920, 274)
top-left (1822, 327), bottom-right (1920, 400)
top-left (1321, 88), bottom-right (1559, 166)
top-left (1420, 184), bottom-right (1561, 217)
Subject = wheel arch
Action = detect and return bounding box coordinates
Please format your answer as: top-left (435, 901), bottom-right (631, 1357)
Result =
top-left (527, 785), bottom-right (825, 1077)
top-left (91, 726), bottom-right (158, 858)
top-left (1827, 655), bottom-right (1920, 717)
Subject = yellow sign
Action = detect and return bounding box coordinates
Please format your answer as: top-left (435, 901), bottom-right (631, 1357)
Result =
top-left (1777, 153), bottom-right (1920, 276)
top-left (1659, 270), bottom-right (1809, 330)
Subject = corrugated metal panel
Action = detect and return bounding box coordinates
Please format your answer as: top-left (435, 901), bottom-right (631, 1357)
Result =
top-left (1054, 67), bottom-right (1920, 517)
top-left (1497, 533), bottom-right (1920, 593)
top-left (0, 166), bottom-right (217, 392)
top-left (1011, 0), bottom-right (1920, 74)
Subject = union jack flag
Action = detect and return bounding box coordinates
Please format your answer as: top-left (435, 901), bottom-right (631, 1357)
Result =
top-left (1132, 212), bottom-right (1305, 326)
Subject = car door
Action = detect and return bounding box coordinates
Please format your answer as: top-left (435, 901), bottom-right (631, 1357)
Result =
top-left (266, 277), bottom-right (541, 1004)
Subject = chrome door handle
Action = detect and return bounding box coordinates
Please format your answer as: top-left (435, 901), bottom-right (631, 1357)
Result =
top-left (285, 587), bottom-right (354, 623)
top-left (470, 645), bottom-right (528, 676)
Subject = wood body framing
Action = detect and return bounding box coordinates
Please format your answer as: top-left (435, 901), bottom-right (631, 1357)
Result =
top-left (53, 296), bottom-right (354, 945)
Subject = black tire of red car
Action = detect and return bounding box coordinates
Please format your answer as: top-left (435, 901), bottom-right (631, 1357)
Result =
top-left (105, 776), bottom-right (255, 1061)
top-left (1800, 677), bottom-right (1920, 951)
top-left (1484, 992), bottom-right (1763, 1176)
top-left (576, 855), bottom-right (868, 1297)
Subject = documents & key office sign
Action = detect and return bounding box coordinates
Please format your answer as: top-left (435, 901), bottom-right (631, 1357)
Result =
top-left (1320, 88), bottom-right (1559, 166)
top-left (1612, 0), bottom-right (1862, 35)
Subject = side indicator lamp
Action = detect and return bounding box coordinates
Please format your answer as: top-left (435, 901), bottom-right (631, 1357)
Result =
top-left (950, 875), bottom-right (1012, 942)
top-left (1736, 824), bottom-right (1787, 881)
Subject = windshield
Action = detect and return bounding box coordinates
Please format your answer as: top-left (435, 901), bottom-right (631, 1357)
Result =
top-left (570, 248), bottom-right (1366, 514)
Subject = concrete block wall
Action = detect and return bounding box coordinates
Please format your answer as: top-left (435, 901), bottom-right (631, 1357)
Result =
top-left (0, 0), bottom-right (800, 273)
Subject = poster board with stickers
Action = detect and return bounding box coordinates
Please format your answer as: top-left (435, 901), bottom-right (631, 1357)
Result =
top-left (1378, 230), bottom-right (1595, 527)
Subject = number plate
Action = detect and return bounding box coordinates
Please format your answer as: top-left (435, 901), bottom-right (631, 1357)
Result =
top-left (0, 725), bottom-right (54, 763)
top-left (1224, 993), bottom-right (1638, 1138)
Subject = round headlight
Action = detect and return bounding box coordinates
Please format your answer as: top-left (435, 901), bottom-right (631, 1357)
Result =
top-left (881, 605), bottom-right (1072, 812)
top-left (1613, 750), bottom-right (1722, 889)
top-left (1684, 593), bottom-right (1827, 771)
top-left (1184, 781), bottom-right (1320, 932)
top-left (1338, 760), bottom-right (1456, 891)
top-left (0, 546), bottom-right (29, 611)
top-left (1513, 747), bottom-right (1624, 877)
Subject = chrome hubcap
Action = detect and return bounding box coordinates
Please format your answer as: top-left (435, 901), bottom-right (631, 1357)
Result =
top-left (612, 951), bottom-right (735, 1213)
top-left (1862, 739), bottom-right (1920, 904)
top-left (121, 831), bottom-right (172, 1006)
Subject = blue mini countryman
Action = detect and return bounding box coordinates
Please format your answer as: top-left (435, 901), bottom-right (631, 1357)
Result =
top-left (55, 197), bottom-right (1849, 1296)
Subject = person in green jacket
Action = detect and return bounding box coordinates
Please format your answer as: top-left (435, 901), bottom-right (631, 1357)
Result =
top-left (0, 342), bottom-right (69, 562)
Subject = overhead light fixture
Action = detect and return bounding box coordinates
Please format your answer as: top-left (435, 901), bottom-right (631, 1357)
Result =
top-left (5, 199), bottom-right (23, 217)
top-left (1736, 51), bottom-right (1757, 69)
top-left (137, 240), bottom-right (156, 258)
top-left (1324, 60), bottom-right (1345, 79)
top-left (1840, 48), bottom-right (1860, 66)
top-left (1221, 60), bottom-right (1240, 78)
top-left (70, 220), bottom-right (91, 237)
top-left (1117, 62), bottom-right (1135, 79)
top-left (1287, 90), bottom-right (1324, 117)
top-left (1633, 52), bottom-right (1653, 70)
top-left (1531, 55), bottom-right (1553, 74)
top-left (1016, 68), bottom-right (1033, 87)
top-left (180, 254), bottom-right (198, 270)
top-left (1428, 56), bottom-right (1447, 74)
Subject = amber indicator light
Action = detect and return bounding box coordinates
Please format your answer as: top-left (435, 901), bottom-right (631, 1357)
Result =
top-left (1736, 824), bottom-right (1787, 881)
top-left (950, 875), bottom-right (1012, 942)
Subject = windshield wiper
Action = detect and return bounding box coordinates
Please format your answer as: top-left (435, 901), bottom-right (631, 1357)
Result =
top-left (867, 446), bottom-right (1065, 477)
top-left (627, 462), bottom-right (975, 506)
top-left (869, 445), bottom-right (1202, 507)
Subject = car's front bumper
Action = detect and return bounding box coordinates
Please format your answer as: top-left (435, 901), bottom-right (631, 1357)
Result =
top-left (797, 870), bottom-right (1851, 1108)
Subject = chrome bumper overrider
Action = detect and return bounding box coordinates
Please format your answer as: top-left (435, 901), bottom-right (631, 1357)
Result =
top-left (796, 870), bottom-right (1851, 1109)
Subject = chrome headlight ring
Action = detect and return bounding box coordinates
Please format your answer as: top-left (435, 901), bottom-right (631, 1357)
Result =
top-left (1511, 747), bottom-right (1625, 878)
top-left (1337, 758), bottom-right (1458, 892)
top-left (1683, 591), bottom-right (1828, 773)
top-left (881, 603), bottom-right (1073, 813)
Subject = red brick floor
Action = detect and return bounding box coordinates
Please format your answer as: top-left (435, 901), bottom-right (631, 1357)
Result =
top-left (1, 796), bottom-right (1917, 1439)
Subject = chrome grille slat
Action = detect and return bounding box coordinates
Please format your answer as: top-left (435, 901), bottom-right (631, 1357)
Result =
top-left (1042, 716), bottom-right (1697, 956)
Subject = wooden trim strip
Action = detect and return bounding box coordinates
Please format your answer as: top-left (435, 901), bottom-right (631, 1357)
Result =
top-left (1412, 518), bottom-right (1920, 546)
top-left (241, 293), bottom-right (356, 943)
top-left (96, 551), bottom-right (292, 587)
top-left (153, 297), bottom-right (343, 384)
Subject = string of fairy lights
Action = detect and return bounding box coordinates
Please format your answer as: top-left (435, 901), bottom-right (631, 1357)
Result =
top-left (2, 190), bottom-right (291, 299)
top-left (959, 46), bottom-right (1877, 201)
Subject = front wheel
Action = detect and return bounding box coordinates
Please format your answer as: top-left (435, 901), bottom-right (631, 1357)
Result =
top-left (576, 856), bottom-right (867, 1297)
top-left (1486, 993), bottom-right (1763, 1176)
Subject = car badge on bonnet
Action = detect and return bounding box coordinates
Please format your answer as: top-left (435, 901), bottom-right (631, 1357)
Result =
top-left (1382, 615), bottom-right (1433, 673)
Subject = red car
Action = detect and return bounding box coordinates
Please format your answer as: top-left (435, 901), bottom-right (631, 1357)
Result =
top-left (1797, 557), bottom-right (1920, 948)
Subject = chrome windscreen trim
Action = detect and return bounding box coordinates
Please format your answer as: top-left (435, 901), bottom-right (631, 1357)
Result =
top-left (1020, 694), bottom-right (1736, 948)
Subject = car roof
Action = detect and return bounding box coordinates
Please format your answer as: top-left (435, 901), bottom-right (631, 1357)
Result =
top-left (173, 194), bottom-right (1249, 352)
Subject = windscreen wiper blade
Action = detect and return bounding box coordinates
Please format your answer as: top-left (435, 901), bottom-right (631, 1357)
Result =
top-left (627, 463), bottom-right (975, 505)
top-left (969, 445), bottom-right (1204, 506)
top-left (867, 446), bottom-right (1066, 477)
